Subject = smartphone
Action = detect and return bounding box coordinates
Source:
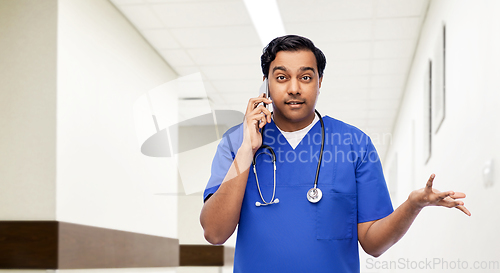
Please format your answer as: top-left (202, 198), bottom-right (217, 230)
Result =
top-left (258, 78), bottom-right (272, 112)
top-left (259, 78), bottom-right (269, 104)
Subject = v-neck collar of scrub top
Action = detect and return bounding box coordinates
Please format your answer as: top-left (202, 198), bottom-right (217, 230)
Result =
top-left (264, 116), bottom-right (322, 152)
top-left (272, 114), bottom-right (320, 150)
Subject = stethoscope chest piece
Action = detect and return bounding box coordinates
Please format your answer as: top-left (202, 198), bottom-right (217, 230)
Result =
top-left (307, 187), bottom-right (322, 203)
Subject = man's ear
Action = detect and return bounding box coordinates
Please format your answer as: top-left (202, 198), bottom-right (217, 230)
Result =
top-left (319, 76), bottom-right (323, 89)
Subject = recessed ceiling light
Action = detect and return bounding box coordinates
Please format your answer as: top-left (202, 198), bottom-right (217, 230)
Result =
top-left (243, 0), bottom-right (286, 47)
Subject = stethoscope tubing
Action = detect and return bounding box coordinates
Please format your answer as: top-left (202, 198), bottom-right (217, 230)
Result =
top-left (252, 110), bottom-right (325, 206)
top-left (253, 147), bottom-right (277, 206)
top-left (313, 110), bottom-right (325, 189)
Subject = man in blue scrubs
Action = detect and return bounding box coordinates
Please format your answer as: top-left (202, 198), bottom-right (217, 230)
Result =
top-left (200, 35), bottom-right (470, 272)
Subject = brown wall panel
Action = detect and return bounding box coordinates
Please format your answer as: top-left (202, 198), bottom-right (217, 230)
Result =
top-left (0, 221), bottom-right (179, 269)
top-left (0, 221), bottom-right (58, 269)
top-left (179, 245), bottom-right (224, 266)
top-left (58, 222), bottom-right (179, 268)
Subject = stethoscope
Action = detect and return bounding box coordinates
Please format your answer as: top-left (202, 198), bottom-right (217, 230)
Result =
top-left (252, 109), bottom-right (325, 207)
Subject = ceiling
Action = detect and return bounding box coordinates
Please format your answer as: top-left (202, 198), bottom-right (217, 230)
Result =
top-left (110, 0), bottom-right (430, 159)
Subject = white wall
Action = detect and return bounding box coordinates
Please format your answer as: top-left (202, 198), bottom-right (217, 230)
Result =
top-left (362, 0), bottom-right (500, 272)
top-left (0, 0), bottom-right (230, 272)
top-left (0, 0), bottom-right (57, 220)
top-left (176, 124), bottom-right (237, 247)
top-left (56, 0), bottom-right (179, 238)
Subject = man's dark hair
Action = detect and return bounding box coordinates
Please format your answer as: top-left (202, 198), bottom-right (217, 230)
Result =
top-left (261, 35), bottom-right (326, 79)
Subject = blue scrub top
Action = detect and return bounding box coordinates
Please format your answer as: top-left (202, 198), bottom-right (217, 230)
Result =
top-left (204, 116), bottom-right (393, 273)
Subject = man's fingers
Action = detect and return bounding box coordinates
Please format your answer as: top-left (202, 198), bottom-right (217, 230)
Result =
top-left (437, 190), bottom-right (454, 200)
top-left (456, 205), bottom-right (471, 216)
top-left (450, 192), bottom-right (466, 199)
top-left (252, 105), bottom-right (272, 123)
top-left (245, 94), bottom-right (262, 114)
top-left (425, 174), bottom-right (435, 190)
top-left (246, 95), bottom-right (273, 114)
top-left (438, 195), bottom-right (466, 208)
top-left (246, 105), bottom-right (271, 130)
top-left (259, 113), bottom-right (267, 128)
top-left (443, 198), bottom-right (463, 208)
top-left (250, 105), bottom-right (272, 124)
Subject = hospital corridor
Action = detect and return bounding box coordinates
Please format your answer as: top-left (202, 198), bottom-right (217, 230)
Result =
top-left (0, 0), bottom-right (499, 272)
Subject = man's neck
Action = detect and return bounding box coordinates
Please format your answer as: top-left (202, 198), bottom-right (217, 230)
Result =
top-left (273, 111), bottom-right (316, 132)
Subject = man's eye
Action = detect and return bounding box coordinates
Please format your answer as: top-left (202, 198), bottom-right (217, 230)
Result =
top-left (302, 76), bottom-right (311, 81)
top-left (277, 76), bottom-right (286, 80)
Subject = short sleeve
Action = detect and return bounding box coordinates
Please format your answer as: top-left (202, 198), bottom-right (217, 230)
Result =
top-left (203, 125), bottom-right (243, 202)
top-left (356, 136), bottom-right (394, 223)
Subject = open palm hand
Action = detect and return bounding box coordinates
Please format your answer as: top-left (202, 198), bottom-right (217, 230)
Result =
top-left (409, 174), bottom-right (471, 216)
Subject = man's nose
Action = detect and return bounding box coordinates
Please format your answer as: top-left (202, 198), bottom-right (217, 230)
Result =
top-left (288, 78), bottom-right (300, 95)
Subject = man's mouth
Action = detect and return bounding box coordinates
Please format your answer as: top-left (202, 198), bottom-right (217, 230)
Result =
top-left (285, 101), bottom-right (304, 105)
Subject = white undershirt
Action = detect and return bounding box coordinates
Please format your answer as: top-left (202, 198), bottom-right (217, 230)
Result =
top-left (274, 114), bottom-right (320, 149)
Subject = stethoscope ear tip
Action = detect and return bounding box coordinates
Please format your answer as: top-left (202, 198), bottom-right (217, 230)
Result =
top-left (255, 202), bottom-right (261, 207)
top-left (274, 198), bottom-right (279, 204)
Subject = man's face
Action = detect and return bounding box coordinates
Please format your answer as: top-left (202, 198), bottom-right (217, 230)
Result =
top-left (267, 49), bottom-right (322, 131)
